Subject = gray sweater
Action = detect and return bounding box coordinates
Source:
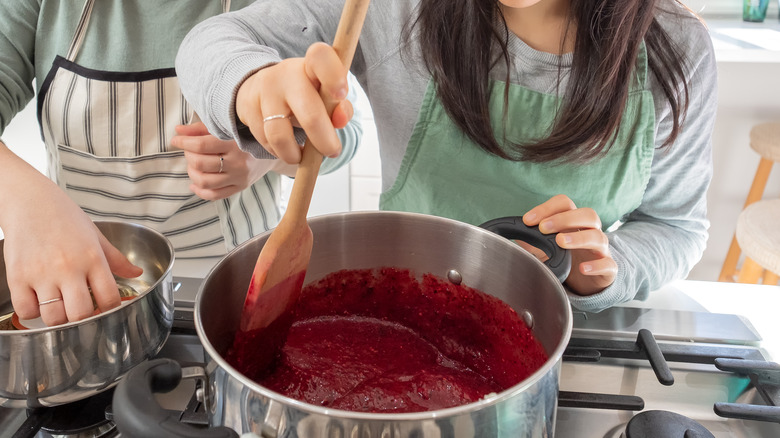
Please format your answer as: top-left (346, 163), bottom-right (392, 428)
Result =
top-left (176, 0), bottom-right (717, 312)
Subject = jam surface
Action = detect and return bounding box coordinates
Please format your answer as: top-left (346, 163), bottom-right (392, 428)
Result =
top-left (226, 267), bottom-right (548, 413)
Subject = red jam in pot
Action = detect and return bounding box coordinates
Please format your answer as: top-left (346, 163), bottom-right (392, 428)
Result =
top-left (226, 267), bottom-right (548, 413)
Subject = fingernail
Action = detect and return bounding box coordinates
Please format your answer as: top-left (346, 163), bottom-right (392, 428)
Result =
top-left (582, 264), bottom-right (593, 273)
top-left (540, 220), bottom-right (552, 231)
top-left (335, 87), bottom-right (347, 100)
top-left (524, 213), bottom-right (536, 223)
top-left (562, 235), bottom-right (572, 244)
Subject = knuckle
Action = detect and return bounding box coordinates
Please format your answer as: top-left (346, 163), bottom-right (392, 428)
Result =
top-left (14, 304), bottom-right (38, 320)
top-left (67, 302), bottom-right (96, 322)
top-left (306, 41), bottom-right (331, 59)
top-left (581, 208), bottom-right (602, 228)
top-left (5, 275), bottom-right (27, 295)
top-left (200, 192), bottom-right (219, 201)
top-left (551, 194), bottom-right (572, 205)
top-left (40, 304), bottom-right (68, 325)
top-left (81, 248), bottom-right (104, 266)
top-left (188, 170), bottom-right (203, 186)
top-left (71, 310), bottom-right (93, 322)
top-left (47, 252), bottom-right (73, 273)
top-left (293, 105), bottom-right (321, 128)
top-left (44, 314), bottom-right (68, 326)
top-left (265, 129), bottom-right (292, 148)
top-left (277, 148), bottom-right (301, 164)
top-left (194, 156), bottom-right (210, 172)
top-left (601, 233), bottom-right (611, 250)
top-left (95, 295), bottom-right (121, 312)
top-left (190, 186), bottom-right (208, 200)
top-left (249, 124), bottom-right (268, 146)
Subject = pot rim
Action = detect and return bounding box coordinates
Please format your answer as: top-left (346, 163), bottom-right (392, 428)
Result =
top-left (195, 210), bottom-right (573, 420)
top-left (0, 220), bottom-right (175, 335)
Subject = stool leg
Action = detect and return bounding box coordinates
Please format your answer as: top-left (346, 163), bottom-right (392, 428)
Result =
top-left (736, 257), bottom-right (765, 284)
top-left (762, 270), bottom-right (779, 286)
top-left (719, 238), bottom-right (742, 282)
top-left (718, 157), bottom-right (774, 282)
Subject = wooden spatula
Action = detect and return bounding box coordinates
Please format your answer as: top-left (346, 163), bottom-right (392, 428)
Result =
top-left (234, 0), bottom-right (371, 371)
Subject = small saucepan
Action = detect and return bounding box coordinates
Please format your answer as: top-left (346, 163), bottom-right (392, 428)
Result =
top-left (0, 220), bottom-right (175, 408)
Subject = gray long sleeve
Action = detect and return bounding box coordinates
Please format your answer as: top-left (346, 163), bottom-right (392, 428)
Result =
top-left (176, 0), bottom-right (716, 312)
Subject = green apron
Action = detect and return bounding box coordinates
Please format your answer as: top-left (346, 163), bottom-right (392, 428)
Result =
top-left (380, 45), bottom-right (656, 230)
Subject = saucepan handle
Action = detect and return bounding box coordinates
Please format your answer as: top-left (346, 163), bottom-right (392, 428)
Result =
top-left (112, 358), bottom-right (239, 438)
top-left (479, 216), bottom-right (571, 282)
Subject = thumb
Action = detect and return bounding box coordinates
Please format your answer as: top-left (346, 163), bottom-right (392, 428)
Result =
top-left (330, 100), bottom-right (353, 130)
top-left (97, 231), bottom-right (144, 279)
top-left (175, 121), bottom-right (210, 136)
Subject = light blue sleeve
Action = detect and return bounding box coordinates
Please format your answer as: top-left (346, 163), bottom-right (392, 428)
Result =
top-left (320, 74), bottom-right (363, 175)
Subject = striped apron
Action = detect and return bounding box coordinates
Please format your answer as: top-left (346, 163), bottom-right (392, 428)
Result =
top-left (37, 0), bottom-right (282, 258)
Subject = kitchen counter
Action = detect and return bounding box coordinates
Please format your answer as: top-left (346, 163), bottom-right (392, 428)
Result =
top-left (615, 279), bottom-right (780, 362)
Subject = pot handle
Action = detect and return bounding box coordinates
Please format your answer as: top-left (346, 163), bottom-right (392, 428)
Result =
top-left (479, 216), bottom-right (571, 282)
top-left (112, 358), bottom-right (239, 438)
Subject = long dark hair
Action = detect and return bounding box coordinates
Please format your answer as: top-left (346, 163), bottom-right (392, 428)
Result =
top-left (403, 0), bottom-right (690, 163)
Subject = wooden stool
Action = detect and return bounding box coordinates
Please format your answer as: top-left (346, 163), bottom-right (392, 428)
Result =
top-left (719, 122), bottom-right (780, 284)
top-left (734, 199), bottom-right (780, 284)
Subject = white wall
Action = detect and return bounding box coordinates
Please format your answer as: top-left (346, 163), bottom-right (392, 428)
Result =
top-left (0, 101), bottom-right (46, 240)
top-left (2, 100), bottom-right (46, 175)
top-left (689, 60), bottom-right (780, 281)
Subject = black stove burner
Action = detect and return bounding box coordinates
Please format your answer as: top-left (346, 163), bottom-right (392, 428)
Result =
top-left (625, 410), bottom-right (715, 438)
top-left (17, 388), bottom-right (116, 438)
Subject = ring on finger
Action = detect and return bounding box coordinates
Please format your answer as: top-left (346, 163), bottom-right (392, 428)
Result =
top-left (262, 114), bottom-right (290, 123)
top-left (39, 297), bottom-right (63, 306)
top-left (218, 154), bottom-right (224, 173)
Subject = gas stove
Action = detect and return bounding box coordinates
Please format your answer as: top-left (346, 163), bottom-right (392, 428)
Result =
top-left (1, 277), bottom-right (779, 438)
top-left (556, 306), bottom-right (780, 438)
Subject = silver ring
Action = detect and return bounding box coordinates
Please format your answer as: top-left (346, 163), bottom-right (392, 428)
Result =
top-left (39, 297), bottom-right (63, 306)
top-left (262, 114), bottom-right (289, 123)
top-left (218, 155), bottom-right (224, 173)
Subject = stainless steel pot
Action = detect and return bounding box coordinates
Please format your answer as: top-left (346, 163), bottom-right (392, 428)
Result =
top-left (0, 220), bottom-right (175, 408)
top-left (114, 211), bottom-right (572, 438)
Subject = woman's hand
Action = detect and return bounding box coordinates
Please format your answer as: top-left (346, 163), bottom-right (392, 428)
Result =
top-left (172, 121), bottom-right (296, 200)
top-left (522, 194), bottom-right (617, 295)
top-left (235, 42), bottom-right (353, 164)
top-left (3, 173), bottom-right (142, 326)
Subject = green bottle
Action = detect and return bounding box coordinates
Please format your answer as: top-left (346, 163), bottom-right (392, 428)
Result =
top-left (743, 0), bottom-right (769, 22)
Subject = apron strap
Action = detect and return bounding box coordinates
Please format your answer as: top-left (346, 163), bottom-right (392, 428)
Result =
top-left (634, 41), bottom-right (649, 89)
top-left (65, 0), bottom-right (96, 62)
top-left (66, 0), bottom-right (230, 62)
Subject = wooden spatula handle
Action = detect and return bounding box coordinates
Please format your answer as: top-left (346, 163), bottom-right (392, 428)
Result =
top-left (332, 0), bottom-right (371, 70)
top-left (285, 0), bottom-right (371, 221)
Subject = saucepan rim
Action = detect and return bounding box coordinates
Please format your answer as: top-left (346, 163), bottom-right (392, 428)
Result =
top-left (194, 210), bottom-right (573, 420)
top-left (0, 219), bottom-right (175, 335)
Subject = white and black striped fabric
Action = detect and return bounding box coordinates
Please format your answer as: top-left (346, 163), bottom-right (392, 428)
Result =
top-left (37, 0), bottom-right (280, 257)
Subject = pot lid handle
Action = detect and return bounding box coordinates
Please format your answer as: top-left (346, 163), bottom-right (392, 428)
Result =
top-left (479, 216), bottom-right (571, 283)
